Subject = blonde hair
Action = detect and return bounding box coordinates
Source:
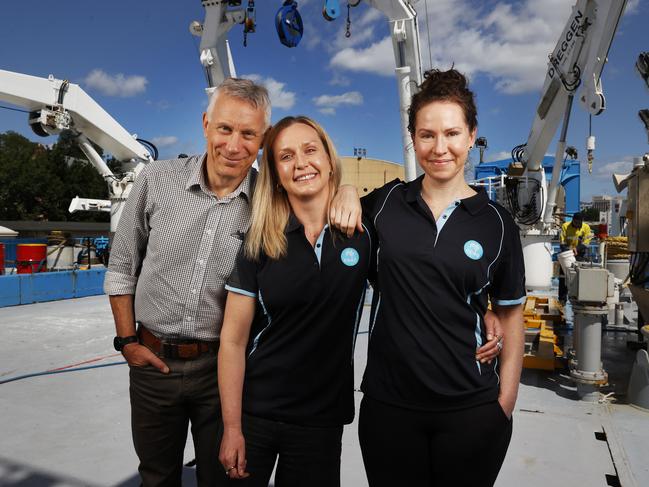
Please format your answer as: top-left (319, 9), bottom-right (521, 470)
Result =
top-left (246, 116), bottom-right (343, 260)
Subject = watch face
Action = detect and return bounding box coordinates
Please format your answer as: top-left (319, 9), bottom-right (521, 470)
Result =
top-left (113, 336), bottom-right (123, 351)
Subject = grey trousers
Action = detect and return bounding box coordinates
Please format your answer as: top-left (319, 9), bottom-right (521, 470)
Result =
top-left (129, 352), bottom-right (221, 487)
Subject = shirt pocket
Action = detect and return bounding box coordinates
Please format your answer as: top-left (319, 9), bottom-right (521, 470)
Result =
top-left (214, 235), bottom-right (244, 282)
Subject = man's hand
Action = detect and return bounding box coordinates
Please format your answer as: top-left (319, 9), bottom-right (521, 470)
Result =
top-left (330, 185), bottom-right (363, 238)
top-left (219, 427), bottom-right (250, 479)
top-left (122, 343), bottom-right (169, 373)
top-left (476, 310), bottom-right (504, 364)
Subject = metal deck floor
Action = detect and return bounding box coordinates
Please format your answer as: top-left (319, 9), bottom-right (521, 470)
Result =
top-left (1, 295), bottom-right (647, 487)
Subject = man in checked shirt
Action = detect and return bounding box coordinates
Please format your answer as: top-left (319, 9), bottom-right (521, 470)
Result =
top-left (104, 78), bottom-right (272, 487)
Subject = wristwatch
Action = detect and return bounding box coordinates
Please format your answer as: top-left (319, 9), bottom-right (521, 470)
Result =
top-left (113, 335), bottom-right (138, 352)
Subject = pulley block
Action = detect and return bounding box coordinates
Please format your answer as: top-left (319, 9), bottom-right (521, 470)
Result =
top-left (276, 0), bottom-right (304, 48)
top-left (323, 0), bottom-right (340, 21)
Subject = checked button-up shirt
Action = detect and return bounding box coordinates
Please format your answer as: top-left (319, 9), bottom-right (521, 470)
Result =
top-left (104, 153), bottom-right (254, 340)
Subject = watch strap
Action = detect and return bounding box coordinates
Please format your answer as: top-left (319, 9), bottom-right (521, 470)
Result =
top-left (114, 335), bottom-right (138, 351)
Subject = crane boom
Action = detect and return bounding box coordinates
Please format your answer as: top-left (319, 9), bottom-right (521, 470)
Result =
top-left (0, 69), bottom-right (151, 162)
top-left (0, 69), bottom-right (153, 231)
top-left (519, 0), bottom-right (626, 173)
top-left (366, 0), bottom-right (424, 181)
top-left (496, 0), bottom-right (627, 291)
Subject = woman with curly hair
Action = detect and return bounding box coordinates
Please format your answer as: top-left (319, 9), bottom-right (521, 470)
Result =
top-left (355, 68), bottom-right (526, 487)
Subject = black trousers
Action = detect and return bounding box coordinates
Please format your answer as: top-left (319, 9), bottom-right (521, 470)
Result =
top-left (129, 353), bottom-right (221, 487)
top-left (216, 413), bottom-right (343, 487)
top-left (358, 396), bottom-right (513, 487)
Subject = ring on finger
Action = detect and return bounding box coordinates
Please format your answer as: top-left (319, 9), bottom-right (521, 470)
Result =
top-left (496, 341), bottom-right (503, 351)
top-left (225, 466), bottom-right (236, 474)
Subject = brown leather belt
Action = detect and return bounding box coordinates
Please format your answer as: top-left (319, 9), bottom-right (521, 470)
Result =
top-left (138, 325), bottom-right (219, 360)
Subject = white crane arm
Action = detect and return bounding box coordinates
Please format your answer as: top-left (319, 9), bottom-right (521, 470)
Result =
top-left (366, 0), bottom-right (424, 181)
top-left (191, 2), bottom-right (244, 94)
top-left (0, 69), bottom-right (151, 162)
top-left (578, 1), bottom-right (627, 115)
top-left (519, 0), bottom-right (626, 172)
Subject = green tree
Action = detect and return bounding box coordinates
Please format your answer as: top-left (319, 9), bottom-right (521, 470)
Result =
top-left (49, 131), bottom-right (110, 222)
top-left (0, 130), bottom-right (111, 222)
top-left (0, 131), bottom-right (63, 220)
top-left (580, 206), bottom-right (600, 222)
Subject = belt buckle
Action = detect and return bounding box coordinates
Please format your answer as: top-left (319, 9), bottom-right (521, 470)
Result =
top-left (162, 342), bottom-right (178, 359)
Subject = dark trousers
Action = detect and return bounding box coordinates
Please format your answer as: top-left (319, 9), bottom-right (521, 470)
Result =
top-left (216, 413), bottom-right (343, 487)
top-left (129, 353), bottom-right (221, 487)
top-left (559, 266), bottom-right (568, 302)
top-left (358, 396), bottom-right (513, 487)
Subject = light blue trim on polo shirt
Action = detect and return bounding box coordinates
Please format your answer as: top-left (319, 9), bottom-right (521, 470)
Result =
top-left (494, 296), bottom-right (527, 306)
top-left (248, 291), bottom-right (272, 358)
top-left (493, 357), bottom-right (501, 386)
top-left (225, 284), bottom-right (257, 298)
top-left (433, 200), bottom-right (460, 246)
top-left (369, 292), bottom-right (381, 338)
top-left (351, 287), bottom-right (366, 363)
top-left (467, 286), bottom-right (487, 375)
top-left (314, 224), bottom-right (329, 266)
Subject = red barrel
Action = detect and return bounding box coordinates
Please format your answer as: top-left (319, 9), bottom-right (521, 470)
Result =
top-left (0, 243), bottom-right (4, 275)
top-left (16, 243), bottom-right (47, 274)
top-left (597, 223), bottom-right (608, 240)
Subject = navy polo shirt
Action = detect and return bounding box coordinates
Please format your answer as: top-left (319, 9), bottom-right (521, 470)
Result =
top-left (361, 176), bottom-right (526, 412)
top-left (226, 214), bottom-right (374, 427)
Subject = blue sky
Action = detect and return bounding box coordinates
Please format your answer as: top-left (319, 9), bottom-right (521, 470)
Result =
top-left (0, 0), bottom-right (647, 201)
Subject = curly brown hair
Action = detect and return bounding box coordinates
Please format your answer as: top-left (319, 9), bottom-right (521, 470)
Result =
top-left (407, 68), bottom-right (477, 135)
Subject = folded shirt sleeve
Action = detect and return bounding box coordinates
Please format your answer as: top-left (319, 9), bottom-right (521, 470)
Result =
top-left (490, 213), bottom-right (527, 306)
top-left (225, 242), bottom-right (260, 298)
top-left (103, 165), bottom-right (152, 296)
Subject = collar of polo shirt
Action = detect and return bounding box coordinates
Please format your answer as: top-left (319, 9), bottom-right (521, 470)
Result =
top-left (404, 175), bottom-right (490, 215)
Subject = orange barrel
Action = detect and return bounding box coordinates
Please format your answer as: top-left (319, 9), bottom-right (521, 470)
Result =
top-left (16, 243), bottom-right (47, 274)
top-left (0, 243), bottom-right (4, 275)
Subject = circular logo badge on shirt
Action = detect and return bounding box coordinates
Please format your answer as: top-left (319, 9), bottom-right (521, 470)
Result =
top-left (340, 247), bottom-right (360, 267)
top-left (464, 240), bottom-right (484, 260)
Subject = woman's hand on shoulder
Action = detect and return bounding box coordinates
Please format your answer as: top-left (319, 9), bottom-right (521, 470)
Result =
top-left (330, 185), bottom-right (363, 238)
top-left (219, 427), bottom-right (250, 479)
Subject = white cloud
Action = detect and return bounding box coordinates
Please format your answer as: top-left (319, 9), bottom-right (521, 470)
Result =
top-left (625, 0), bottom-right (640, 14)
top-left (330, 37), bottom-right (394, 76)
top-left (329, 0), bottom-right (592, 94)
top-left (313, 91), bottom-right (363, 107)
top-left (593, 158), bottom-right (635, 179)
top-left (242, 74), bottom-right (296, 110)
top-left (151, 136), bottom-right (178, 147)
top-left (84, 69), bottom-right (147, 97)
top-left (484, 150), bottom-right (511, 163)
top-left (329, 73), bottom-right (351, 86)
top-left (146, 100), bottom-right (170, 111)
top-left (313, 91), bottom-right (364, 115)
top-left (303, 19), bottom-right (324, 50)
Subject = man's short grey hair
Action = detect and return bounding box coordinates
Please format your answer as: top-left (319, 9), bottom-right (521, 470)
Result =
top-left (206, 78), bottom-right (271, 128)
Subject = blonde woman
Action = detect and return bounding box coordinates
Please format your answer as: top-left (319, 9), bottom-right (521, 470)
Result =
top-left (216, 116), bottom-right (374, 487)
